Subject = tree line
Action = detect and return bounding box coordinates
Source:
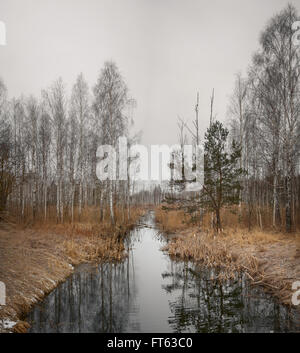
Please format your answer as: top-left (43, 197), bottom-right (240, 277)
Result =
top-left (0, 61), bottom-right (139, 224)
top-left (1, 5), bottom-right (299, 233)
top-left (167, 5), bottom-right (300, 233)
top-left (228, 4), bottom-right (300, 232)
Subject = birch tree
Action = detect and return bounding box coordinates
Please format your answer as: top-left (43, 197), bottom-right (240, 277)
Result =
top-left (43, 78), bottom-right (67, 223)
top-left (70, 73), bottom-right (90, 220)
top-left (93, 61), bottom-right (130, 225)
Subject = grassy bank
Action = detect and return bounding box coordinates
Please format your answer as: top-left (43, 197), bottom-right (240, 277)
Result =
top-left (156, 206), bottom-right (300, 309)
top-left (0, 207), bottom-right (144, 333)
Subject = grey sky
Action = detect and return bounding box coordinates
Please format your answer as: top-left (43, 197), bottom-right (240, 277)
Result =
top-left (0, 0), bottom-right (299, 145)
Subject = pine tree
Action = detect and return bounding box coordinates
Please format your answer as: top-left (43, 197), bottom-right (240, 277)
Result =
top-left (201, 121), bottom-right (245, 232)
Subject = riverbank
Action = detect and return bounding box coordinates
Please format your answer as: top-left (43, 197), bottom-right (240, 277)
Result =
top-left (156, 207), bottom-right (300, 311)
top-left (0, 208), bottom-right (144, 333)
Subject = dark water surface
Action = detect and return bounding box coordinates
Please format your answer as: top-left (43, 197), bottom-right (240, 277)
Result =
top-left (27, 212), bottom-right (299, 333)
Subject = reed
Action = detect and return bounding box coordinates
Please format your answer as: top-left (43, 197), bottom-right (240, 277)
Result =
top-left (155, 208), bottom-right (191, 233)
top-left (156, 205), bottom-right (300, 308)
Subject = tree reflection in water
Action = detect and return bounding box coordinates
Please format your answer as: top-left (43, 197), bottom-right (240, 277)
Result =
top-left (162, 262), bottom-right (299, 333)
top-left (28, 256), bottom-right (139, 333)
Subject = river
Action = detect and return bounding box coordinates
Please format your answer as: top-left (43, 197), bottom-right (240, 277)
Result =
top-left (27, 212), bottom-right (299, 333)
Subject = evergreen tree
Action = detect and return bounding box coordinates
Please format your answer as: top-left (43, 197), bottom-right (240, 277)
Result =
top-left (201, 121), bottom-right (245, 232)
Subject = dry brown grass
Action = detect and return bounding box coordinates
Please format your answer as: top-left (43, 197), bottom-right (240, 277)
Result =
top-left (156, 205), bottom-right (300, 309)
top-left (200, 204), bottom-right (300, 232)
top-left (155, 208), bottom-right (192, 233)
top-left (0, 206), bottom-right (145, 332)
top-left (31, 206), bottom-right (143, 234)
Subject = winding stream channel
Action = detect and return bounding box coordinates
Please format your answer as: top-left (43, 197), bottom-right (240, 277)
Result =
top-left (27, 212), bottom-right (299, 333)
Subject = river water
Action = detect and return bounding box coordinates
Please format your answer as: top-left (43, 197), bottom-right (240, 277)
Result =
top-left (27, 212), bottom-right (299, 333)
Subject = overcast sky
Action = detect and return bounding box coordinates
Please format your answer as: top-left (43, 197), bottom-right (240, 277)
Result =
top-left (0, 0), bottom-right (299, 146)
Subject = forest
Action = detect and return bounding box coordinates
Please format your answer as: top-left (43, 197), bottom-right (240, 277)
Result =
top-left (0, 61), bottom-right (160, 228)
